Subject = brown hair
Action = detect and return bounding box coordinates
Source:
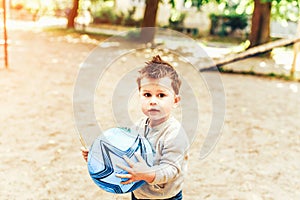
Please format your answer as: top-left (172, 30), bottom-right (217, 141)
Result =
top-left (137, 55), bottom-right (181, 95)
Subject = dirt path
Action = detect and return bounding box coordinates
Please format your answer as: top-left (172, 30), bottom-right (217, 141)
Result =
top-left (0, 26), bottom-right (299, 199)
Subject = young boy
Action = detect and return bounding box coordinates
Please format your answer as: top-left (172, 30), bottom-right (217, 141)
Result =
top-left (82, 55), bottom-right (189, 200)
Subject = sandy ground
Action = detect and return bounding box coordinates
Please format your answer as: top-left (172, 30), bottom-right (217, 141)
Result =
top-left (0, 23), bottom-right (300, 200)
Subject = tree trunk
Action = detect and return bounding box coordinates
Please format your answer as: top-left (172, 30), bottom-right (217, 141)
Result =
top-left (67, 0), bottom-right (79, 29)
top-left (249, 0), bottom-right (271, 48)
top-left (139, 0), bottom-right (159, 43)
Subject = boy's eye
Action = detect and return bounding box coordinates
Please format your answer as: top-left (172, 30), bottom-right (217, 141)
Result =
top-left (158, 93), bottom-right (166, 98)
top-left (143, 93), bottom-right (151, 97)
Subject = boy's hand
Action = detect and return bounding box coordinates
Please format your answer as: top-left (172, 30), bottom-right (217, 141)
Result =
top-left (116, 152), bottom-right (155, 184)
top-left (81, 147), bottom-right (89, 162)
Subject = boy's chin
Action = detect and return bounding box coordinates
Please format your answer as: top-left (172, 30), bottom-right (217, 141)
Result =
top-left (148, 116), bottom-right (168, 124)
top-left (147, 114), bottom-right (163, 120)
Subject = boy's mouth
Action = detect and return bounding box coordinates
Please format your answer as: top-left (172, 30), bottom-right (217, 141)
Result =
top-left (148, 108), bottom-right (160, 113)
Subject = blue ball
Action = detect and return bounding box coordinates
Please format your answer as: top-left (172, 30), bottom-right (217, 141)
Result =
top-left (87, 127), bottom-right (153, 194)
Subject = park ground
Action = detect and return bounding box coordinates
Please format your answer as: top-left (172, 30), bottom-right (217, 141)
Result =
top-left (0, 20), bottom-right (300, 199)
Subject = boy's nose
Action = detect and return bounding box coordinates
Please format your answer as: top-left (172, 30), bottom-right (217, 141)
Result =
top-left (149, 96), bottom-right (157, 105)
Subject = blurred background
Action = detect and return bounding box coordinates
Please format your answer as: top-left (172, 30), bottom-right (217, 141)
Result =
top-left (1, 0), bottom-right (300, 78)
top-left (0, 0), bottom-right (300, 199)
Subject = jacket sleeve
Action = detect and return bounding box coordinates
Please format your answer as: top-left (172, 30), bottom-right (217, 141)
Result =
top-left (149, 126), bottom-right (189, 185)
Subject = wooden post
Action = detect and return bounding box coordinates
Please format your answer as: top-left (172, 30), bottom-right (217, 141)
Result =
top-left (200, 36), bottom-right (300, 71)
top-left (3, 0), bottom-right (8, 69)
top-left (291, 20), bottom-right (300, 78)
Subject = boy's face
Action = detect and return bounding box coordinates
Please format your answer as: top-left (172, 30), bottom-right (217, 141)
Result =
top-left (139, 77), bottom-right (180, 127)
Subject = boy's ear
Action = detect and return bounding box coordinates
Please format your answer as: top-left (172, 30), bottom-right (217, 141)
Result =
top-left (173, 95), bottom-right (181, 108)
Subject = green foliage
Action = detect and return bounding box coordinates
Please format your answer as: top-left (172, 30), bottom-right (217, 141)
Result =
top-left (90, 4), bottom-right (141, 27)
top-left (92, 6), bottom-right (117, 24)
top-left (210, 13), bottom-right (249, 36)
top-left (169, 0), bottom-right (212, 9)
top-left (169, 0), bottom-right (176, 8)
top-left (176, 0), bottom-right (299, 23)
top-left (183, 0), bottom-right (222, 9)
top-left (122, 7), bottom-right (142, 27)
top-left (166, 9), bottom-right (199, 37)
top-left (271, 0), bottom-right (300, 22)
top-left (168, 10), bottom-right (186, 27)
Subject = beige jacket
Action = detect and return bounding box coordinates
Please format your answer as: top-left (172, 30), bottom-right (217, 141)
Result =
top-left (132, 117), bottom-right (189, 199)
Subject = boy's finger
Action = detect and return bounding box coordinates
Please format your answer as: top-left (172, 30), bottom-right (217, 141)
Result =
top-left (134, 152), bottom-right (144, 163)
top-left (80, 146), bottom-right (88, 152)
top-left (122, 155), bottom-right (134, 167)
top-left (116, 164), bottom-right (133, 173)
top-left (115, 173), bottom-right (132, 179)
top-left (120, 179), bottom-right (134, 185)
top-left (120, 181), bottom-right (132, 185)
